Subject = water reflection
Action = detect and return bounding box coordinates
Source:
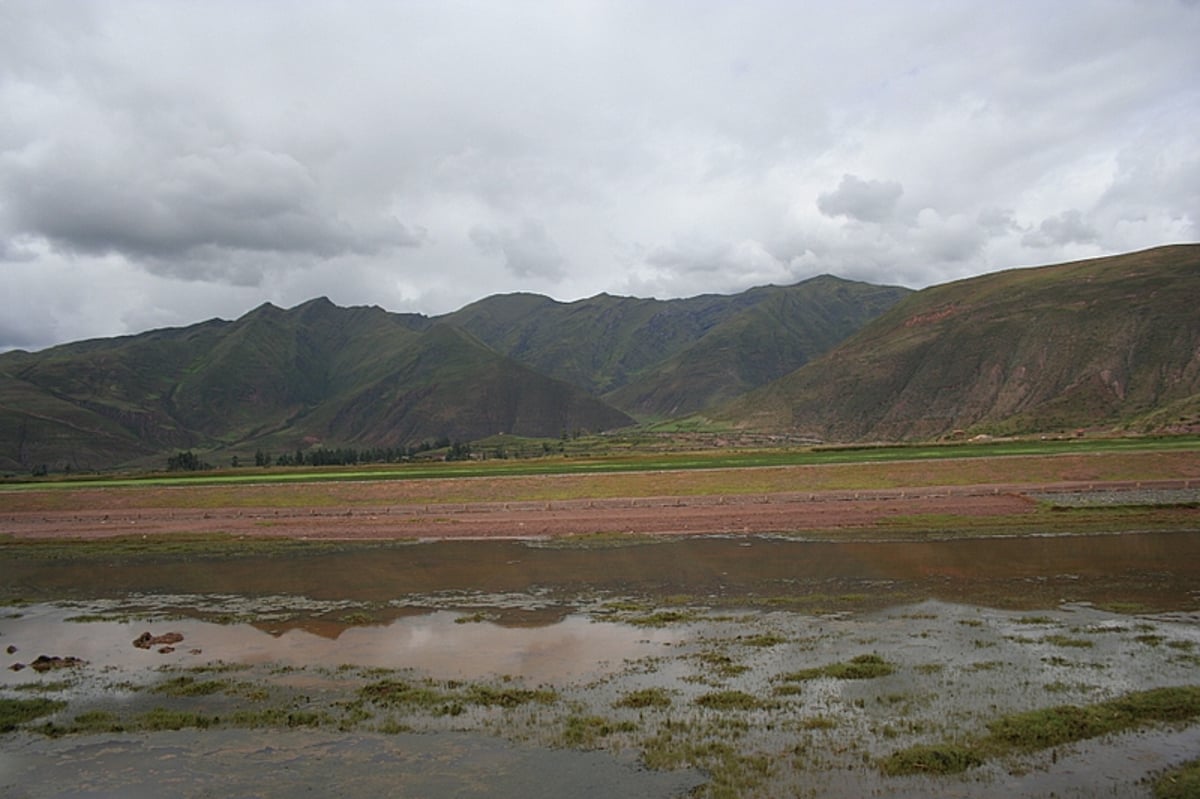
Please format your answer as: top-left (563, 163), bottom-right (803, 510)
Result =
top-left (1, 606), bottom-right (678, 685)
top-left (5, 532), bottom-right (1200, 610)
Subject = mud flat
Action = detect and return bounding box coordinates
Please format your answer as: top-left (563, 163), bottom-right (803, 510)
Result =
top-left (3, 532), bottom-right (1200, 798)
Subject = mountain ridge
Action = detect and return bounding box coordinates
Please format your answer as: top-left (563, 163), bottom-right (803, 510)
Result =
top-left (718, 244), bottom-right (1200, 441)
top-left (0, 274), bottom-right (906, 470)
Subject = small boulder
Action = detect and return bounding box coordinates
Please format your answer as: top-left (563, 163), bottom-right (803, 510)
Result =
top-left (133, 632), bottom-right (184, 650)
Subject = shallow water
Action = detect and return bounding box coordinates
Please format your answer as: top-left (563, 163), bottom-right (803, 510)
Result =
top-left (0, 729), bottom-right (705, 799)
top-left (0, 606), bottom-right (677, 686)
top-left (3, 532), bottom-right (1200, 798)
top-left (6, 531), bottom-right (1200, 609)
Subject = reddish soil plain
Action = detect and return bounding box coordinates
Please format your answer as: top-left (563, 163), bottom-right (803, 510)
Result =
top-left (2, 451), bottom-right (1197, 541)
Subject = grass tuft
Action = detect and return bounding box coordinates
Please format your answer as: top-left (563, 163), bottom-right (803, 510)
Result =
top-left (781, 653), bottom-right (895, 682)
top-left (0, 698), bottom-right (66, 732)
top-left (879, 743), bottom-right (983, 776)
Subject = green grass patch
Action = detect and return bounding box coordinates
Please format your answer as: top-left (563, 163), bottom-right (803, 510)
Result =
top-left (357, 678), bottom-right (556, 716)
top-left (1, 697), bottom-right (66, 731)
top-left (626, 609), bottom-right (704, 628)
top-left (1155, 757), bottom-right (1200, 799)
top-left (1042, 634), bottom-right (1094, 648)
top-left (641, 732), bottom-right (773, 799)
top-left (883, 685), bottom-right (1200, 777)
top-left (780, 653), bottom-right (895, 682)
top-left (137, 707), bottom-right (218, 731)
top-left (614, 687), bottom-right (673, 710)
top-left (152, 676), bottom-right (231, 697)
top-left (988, 686), bottom-right (1200, 751)
top-left (5, 435), bottom-right (1196, 492)
top-left (694, 690), bottom-right (768, 711)
top-left (879, 743), bottom-right (983, 776)
top-left (694, 651), bottom-right (749, 679)
top-left (562, 714), bottom-right (637, 748)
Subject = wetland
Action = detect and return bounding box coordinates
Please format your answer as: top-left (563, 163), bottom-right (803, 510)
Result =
top-left (3, 530), bottom-right (1200, 798)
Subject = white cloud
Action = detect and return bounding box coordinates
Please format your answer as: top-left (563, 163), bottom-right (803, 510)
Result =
top-left (0, 0), bottom-right (1197, 350)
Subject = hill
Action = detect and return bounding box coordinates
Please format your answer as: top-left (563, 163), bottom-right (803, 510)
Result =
top-left (441, 276), bottom-right (909, 418)
top-left (718, 245), bottom-right (1200, 441)
top-left (0, 299), bottom-right (632, 471)
top-left (0, 274), bottom-right (908, 471)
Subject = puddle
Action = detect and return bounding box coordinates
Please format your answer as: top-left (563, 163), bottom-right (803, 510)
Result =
top-left (1, 606), bottom-right (677, 686)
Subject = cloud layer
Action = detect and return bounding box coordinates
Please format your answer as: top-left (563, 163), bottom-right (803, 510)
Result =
top-left (2, 0), bottom-right (1198, 350)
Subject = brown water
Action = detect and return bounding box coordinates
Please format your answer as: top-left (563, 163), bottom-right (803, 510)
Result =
top-left (3, 532), bottom-right (1200, 798)
top-left (6, 531), bottom-right (1200, 609)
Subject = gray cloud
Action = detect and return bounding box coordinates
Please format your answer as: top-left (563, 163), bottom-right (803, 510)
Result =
top-left (817, 175), bottom-right (905, 223)
top-left (1022, 209), bottom-right (1100, 248)
top-left (0, 0), bottom-right (1197, 350)
top-left (470, 220), bottom-right (566, 280)
top-left (2, 144), bottom-right (422, 277)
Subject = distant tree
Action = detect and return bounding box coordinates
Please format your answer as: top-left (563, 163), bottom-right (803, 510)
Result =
top-left (167, 450), bottom-right (211, 471)
top-left (230, 455), bottom-right (240, 468)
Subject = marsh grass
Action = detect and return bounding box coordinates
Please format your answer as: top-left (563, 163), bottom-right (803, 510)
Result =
top-left (0, 697), bottom-right (65, 731)
top-left (693, 690), bottom-right (768, 711)
top-left (562, 714), bottom-right (637, 747)
top-left (780, 653), bottom-right (895, 682)
top-left (880, 743), bottom-right (983, 776)
top-left (641, 728), bottom-right (773, 799)
top-left (882, 685), bottom-right (1200, 776)
top-left (626, 609), bottom-right (704, 627)
top-left (357, 678), bottom-right (557, 716)
top-left (138, 707), bottom-right (218, 731)
top-left (12, 680), bottom-right (75, 692)
top-left (1042, 634), bottom-right (1094, 648)
top-left (694, 652), bottom-right (749, 679)
top-left (153, 676), bottom-right (231, 697)
top-left (614, 687), bottom-right (673, 710)
top-left (1154, 757), bottom-right (1200, 799)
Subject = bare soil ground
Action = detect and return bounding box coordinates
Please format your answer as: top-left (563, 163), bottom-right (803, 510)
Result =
top-left (3, 478), bottom-right (1196, 541)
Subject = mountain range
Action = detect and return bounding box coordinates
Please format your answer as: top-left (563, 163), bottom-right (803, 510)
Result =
top-left (1, 244), bottom-right (1196, 473)
top-left (0, 274), bottom-right (906, 471)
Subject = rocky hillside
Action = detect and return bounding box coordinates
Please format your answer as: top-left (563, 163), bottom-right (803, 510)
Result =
top-left (719, 245), bottom-right (1200, 441)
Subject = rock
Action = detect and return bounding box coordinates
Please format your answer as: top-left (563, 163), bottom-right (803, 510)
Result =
top-left (5, 644), bottom-right (16, 654)
top-left (29, 655), bottom-right (86, 672)
top-left (133, 631), bottom-right (184, 650)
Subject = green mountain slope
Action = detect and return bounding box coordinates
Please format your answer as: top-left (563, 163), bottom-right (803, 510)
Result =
top-left (0, 301), bottom-right (632, 471)
top-left (442, 276), bottom-right (910, 417)
top-left (605, 277), bottom-right (910, 418)
top-left (720, 245), bottom-right (1200, 441)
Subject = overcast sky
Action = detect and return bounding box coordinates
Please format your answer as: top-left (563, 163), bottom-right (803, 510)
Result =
top-left (2, 1), bottom-right (1198, 351)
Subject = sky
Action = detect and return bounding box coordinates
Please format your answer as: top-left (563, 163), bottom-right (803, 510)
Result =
top-left (2, 1), bottom-right (1198, 352)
